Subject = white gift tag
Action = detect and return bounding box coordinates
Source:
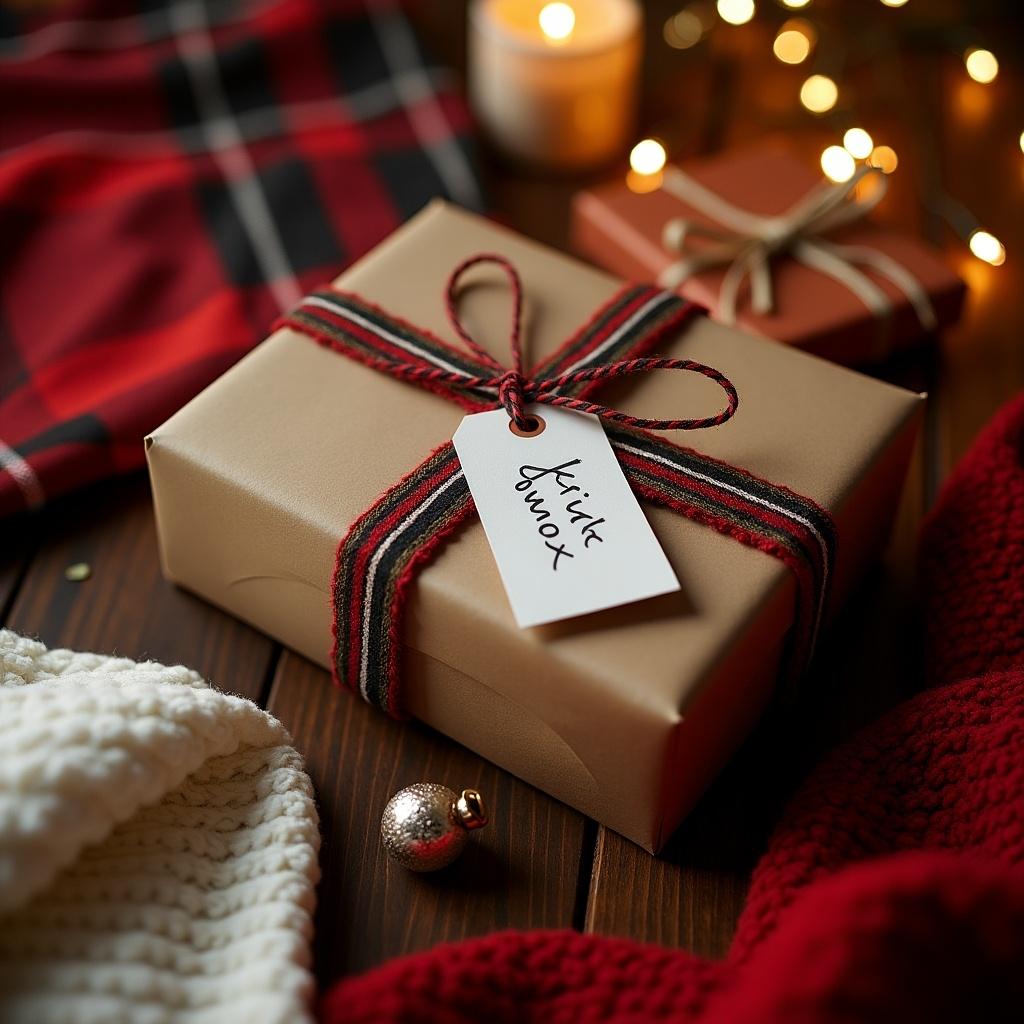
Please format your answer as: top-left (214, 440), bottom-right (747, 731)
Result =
top-left (452, 405), bottom-right (680, 628)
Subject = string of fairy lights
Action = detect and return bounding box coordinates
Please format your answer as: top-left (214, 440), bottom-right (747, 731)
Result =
top-left (628, 0), bottom-right (1011, 267)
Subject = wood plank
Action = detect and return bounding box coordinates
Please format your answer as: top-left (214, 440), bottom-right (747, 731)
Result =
top-left (0, 511), bottom-right (38, 621)
top-left (266, 650), bottom-right (587, 986)
top-left (5, 475), bottom-right (276, 702)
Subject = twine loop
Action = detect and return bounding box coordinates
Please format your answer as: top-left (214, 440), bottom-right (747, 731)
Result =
top-left (444, 253), bottom-right (739, 433)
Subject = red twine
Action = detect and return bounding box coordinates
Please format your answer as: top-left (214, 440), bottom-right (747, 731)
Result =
top-left (439, 253), bottom-right (739, 433)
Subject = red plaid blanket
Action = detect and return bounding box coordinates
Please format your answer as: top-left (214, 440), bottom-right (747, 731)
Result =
top-left (0, 0), bottom-right (482, 517)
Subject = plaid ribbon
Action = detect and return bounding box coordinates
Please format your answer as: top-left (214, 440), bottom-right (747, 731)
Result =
top-left (0, 0), bottom-right (482, 518)
top-left (279, 258), bottom-right (837, 716)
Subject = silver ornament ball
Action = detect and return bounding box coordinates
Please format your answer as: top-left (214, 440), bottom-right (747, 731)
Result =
top-left (380, 783), bottom-right (488, 872)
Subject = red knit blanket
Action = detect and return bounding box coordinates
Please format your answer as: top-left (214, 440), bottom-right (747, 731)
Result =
top-left (323, 392), bottom-right (1024, 1022)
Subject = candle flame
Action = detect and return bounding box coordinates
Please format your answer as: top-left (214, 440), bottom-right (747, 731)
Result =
top-left (539, 2), bottom-right (575, 42)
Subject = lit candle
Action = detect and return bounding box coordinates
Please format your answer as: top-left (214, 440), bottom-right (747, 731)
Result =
top-left (468, 0), bottom-right (642, 171)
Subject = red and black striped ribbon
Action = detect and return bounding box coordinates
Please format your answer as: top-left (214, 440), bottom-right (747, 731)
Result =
top-left (279, 277), bottom-right (836, 716)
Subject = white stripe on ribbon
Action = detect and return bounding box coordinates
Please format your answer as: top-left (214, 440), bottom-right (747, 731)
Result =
top-left (169, 0), bottom-right (302, 313)
top-left (302, 296), bottom-right (479, 378)
top-left (358, 466), bottom-right (466, 699)
top-left (0, 440), bottom-right (45, 510)
top-left (559, 291), bottom-right (680, 378)
top-left (614, 439), bottom-right (830, 652)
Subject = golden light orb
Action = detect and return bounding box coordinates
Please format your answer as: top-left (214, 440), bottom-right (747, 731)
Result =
top-left (664, 10), bottom-right (704, 50)
top-left (821, 145), bottom-right (856, 183)
top-left (773, 20), bottom-right (814, 64)
top-left (538, 2), bottom-right (575, 42)
top-left (716, 0), bottom-right (755, 27)
top-left (630, 138), bottom-right (667, 176)
top-left (780, 0), bottom-right (811, 8)
top-left (800, 74), bottom-right (838, 113)
top-left (842, 127), bottom-right (874, 159)
top-left (867, 144), bottom-right (898, 173)
top-left (969, 229), bottom-right (1006, 266)
top-left (879, 0), bottom-right (909, 7)
top-left (964, 48), bottom-right (999, 85)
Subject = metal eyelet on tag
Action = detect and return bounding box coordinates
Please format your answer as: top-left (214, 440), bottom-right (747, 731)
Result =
top-left (508, 414), bottom-right (546, 438)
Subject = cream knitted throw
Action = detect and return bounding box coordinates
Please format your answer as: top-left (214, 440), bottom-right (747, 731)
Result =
top-left (0, 630), bottom-right (320, 1024)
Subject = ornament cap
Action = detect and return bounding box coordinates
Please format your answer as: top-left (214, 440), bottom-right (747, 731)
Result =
top-left (456, 789), bottom-right (488, 831)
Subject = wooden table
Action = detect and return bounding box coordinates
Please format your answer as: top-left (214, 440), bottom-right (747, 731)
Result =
top-left (3, 1), bottom-right (1022, 990)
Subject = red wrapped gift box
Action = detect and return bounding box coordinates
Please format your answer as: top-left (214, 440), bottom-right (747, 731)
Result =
top-left (572, 146), bottom-right (965, 365)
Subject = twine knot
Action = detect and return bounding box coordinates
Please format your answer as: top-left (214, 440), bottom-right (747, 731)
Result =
top-left (443, 254), bottom-right (740, 434)
top-left (497, 370), bottom-right (531, 429)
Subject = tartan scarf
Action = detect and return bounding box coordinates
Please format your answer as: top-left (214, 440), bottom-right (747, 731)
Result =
top-left (0, 0), bottom-right (482, 518)
top-left (279, 258), bottom-right (837, 716)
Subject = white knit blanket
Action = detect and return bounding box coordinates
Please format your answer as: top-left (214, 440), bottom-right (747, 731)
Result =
top-left (0, 630), bottom-right (320, 1024)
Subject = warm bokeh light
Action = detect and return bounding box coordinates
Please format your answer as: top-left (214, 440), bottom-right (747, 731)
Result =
top-left (843, 127), bottom-right (874, 159)
top-left (538, 2), bottom-right (575, 42)
top-left (1019, 131), bottom-right (1024, 154)
top-left (773, 20), bottom-right (814, 64)
top-left (780, 0), bottom-right (811, 8)
top-left (879, 0), bottom-right (909, 7)
top-left (964, 48), bottom-right (999, 84)
top-left (969, 229), bottom-right (1006, 266)
top-left (630, 138), bottom-right (667, 176)
top-left (716, 0), bottom-right (755, 26)
top-left (821, 145), bottom-right (856, 183)
top-left (664, 10), bottom-right (704, 49)
top-left (867, 144), bottom-right (898, 173)
top-left (626, 170), bottom-right (663, 194)
top-left (800, 74), bottom-right (838, 113)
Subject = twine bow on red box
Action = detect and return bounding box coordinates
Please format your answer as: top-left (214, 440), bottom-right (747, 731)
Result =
top-left (278, 254), bottom-right (836, 717)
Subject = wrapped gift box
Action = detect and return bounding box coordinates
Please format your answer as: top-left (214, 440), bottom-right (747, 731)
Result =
top-left (147, 200), bottom-right (923, 852)
top-left (572, 146), bottom-right (965, 365)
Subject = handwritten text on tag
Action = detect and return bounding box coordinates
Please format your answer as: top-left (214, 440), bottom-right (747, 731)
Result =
top-left (452, 405), bottom-right (679, 628)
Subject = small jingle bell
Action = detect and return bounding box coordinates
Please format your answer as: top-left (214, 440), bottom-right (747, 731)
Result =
top-left (380, 783), bottom-right (489, 872)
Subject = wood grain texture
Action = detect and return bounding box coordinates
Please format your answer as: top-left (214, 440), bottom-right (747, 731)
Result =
top-left (266, 651), bottom-right (587, 986)
top-left (5, 477), bottom-right (275, 702)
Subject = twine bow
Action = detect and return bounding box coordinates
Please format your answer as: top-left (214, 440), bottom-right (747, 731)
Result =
top-left (434, 254), bottom-right (739, 433)
top-left (658, 164), bottom-right (937, 332)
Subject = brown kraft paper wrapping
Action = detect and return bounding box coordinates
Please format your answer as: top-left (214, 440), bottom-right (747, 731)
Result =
top-left (572, 146), bottom-right (965, 366)
top-left (146, 200), bottom-right (924, 852)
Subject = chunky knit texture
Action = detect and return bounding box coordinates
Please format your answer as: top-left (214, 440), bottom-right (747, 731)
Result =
top-left (322, 392), bottom-right (1024, 1023)
top-left (920, 392), bottom-right (1024, 688)
top-left (0, 631), bottom-right (320, 1024)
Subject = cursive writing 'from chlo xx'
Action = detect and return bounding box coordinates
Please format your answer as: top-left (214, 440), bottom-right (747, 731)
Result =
top-left (515, 459), bottom-right (607, 571)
